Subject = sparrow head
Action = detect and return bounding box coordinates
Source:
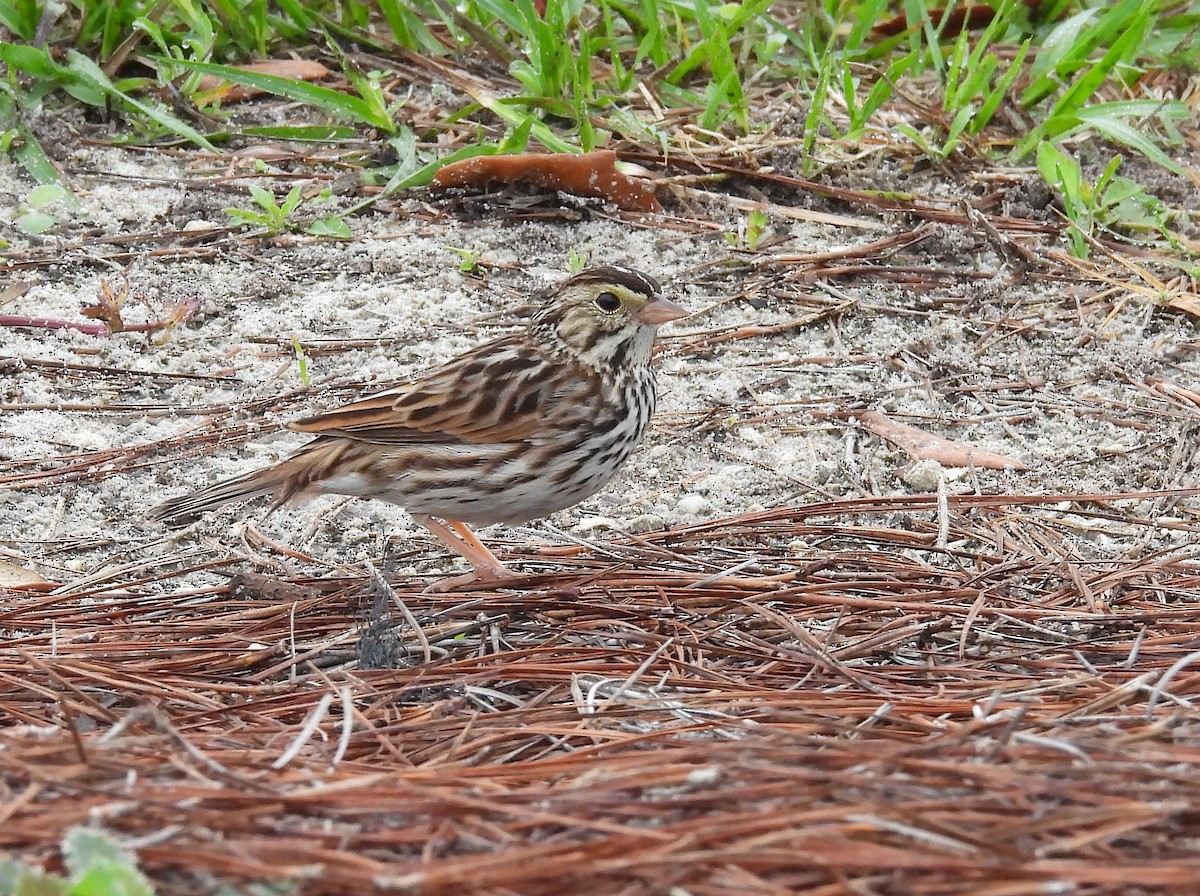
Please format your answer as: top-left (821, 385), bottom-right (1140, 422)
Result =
top-left (533, 266), bottom-right (687, 372)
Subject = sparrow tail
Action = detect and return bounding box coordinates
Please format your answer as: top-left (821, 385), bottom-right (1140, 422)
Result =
top-left (147, 453), bottom-right (321, 526)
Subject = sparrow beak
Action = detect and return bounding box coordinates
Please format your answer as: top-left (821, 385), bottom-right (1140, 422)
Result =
top-left (636, 296), bottom-right (688, 325)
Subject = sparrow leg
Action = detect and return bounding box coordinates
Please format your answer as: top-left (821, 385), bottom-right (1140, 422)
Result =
top-left (411, 514), bottom-right (522, 592)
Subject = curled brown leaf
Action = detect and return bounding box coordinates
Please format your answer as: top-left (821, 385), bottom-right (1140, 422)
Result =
top-left (432, 150), bottom-right (662, 213)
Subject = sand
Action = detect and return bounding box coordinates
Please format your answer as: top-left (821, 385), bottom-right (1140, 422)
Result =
top-left (2, 139), bottom-right (1197, 593)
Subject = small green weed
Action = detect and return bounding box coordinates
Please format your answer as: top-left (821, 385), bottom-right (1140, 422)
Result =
top-left (0, 826), bottom-right (154, 896)
top-left (224, 185), bottom-right (349, 237)
top-left (226, 184), bottom-right (305, 234)
top-left (291, 336), bottom-right (311, 386)
top-left (725, 208), bottom-right (771, 250)
top-left (445, 246), bottom-right (482, 273)
top-left (14, 183), bottom-right (72, 235)
top-left (1037, 144), bottom-right (1183, 258)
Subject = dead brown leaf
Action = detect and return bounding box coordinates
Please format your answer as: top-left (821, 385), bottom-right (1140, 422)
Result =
top-left (432, 150), bottom-right (663, 213)
top-left (0, 558), bottom-right (55, 590)
top-left (194, 60), bottom-right (332, 104)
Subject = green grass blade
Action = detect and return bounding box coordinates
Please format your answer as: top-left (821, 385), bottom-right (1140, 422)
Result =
top-left (1074, 106), bottom-right (1185, 176)
top-left (1048, 13), bottom-right (1148, 121)
top-left (167, 59), bottom-right (394, 131)
top-left (239, 125), bottom-right (358, 140)
top-left (377, 0), bottom-right (445, 53)
top-left (1024, 8), bottom-right (1095, 96)
top-left (971, 41), bottom-right (1029, 135)
top-left (472, 92), bottom-right (574, 153)
top-left (0, 1), bottom-right (38, 40)
top-left (66, 51), bottom-right (216, 149)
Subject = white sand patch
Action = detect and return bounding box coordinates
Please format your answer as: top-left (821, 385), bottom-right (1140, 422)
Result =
top-left (2, 146), bottom-right (1198, 589)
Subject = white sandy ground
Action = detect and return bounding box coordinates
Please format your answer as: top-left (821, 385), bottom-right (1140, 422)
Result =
top-left (1, 145), bottom-right (1198, 593)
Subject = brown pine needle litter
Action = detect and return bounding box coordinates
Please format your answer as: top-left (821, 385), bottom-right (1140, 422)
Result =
top-left (3, 490), bottom-right (1200, 895)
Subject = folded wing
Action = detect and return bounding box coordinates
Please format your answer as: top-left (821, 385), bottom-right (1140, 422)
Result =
top-left (289, 338), bottom-right (597, 446)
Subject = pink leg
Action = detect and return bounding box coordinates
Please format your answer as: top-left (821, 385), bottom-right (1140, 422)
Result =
top-left (411, 514), bottom-right (522, 592)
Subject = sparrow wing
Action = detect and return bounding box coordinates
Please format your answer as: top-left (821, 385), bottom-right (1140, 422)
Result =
top-left (288, 338), bottom-right (596, 446)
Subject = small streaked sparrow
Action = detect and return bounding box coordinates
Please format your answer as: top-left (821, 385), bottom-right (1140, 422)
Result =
top-left (150, 266), bottom-right (686, 591)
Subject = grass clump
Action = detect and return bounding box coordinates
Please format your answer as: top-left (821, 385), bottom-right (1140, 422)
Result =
top-left (0, 0), bottom-right (1195, 255)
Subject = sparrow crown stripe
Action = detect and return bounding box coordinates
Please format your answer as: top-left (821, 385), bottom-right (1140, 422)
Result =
top-left (564, 266), bottom-right (661, 298)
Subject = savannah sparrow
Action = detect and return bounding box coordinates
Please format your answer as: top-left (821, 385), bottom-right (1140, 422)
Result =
top-left (150, 266), bottom-right (687, 591)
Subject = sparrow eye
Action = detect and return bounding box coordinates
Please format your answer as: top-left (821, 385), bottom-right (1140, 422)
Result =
top-left (594, 291), bottom-right (622, 313)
